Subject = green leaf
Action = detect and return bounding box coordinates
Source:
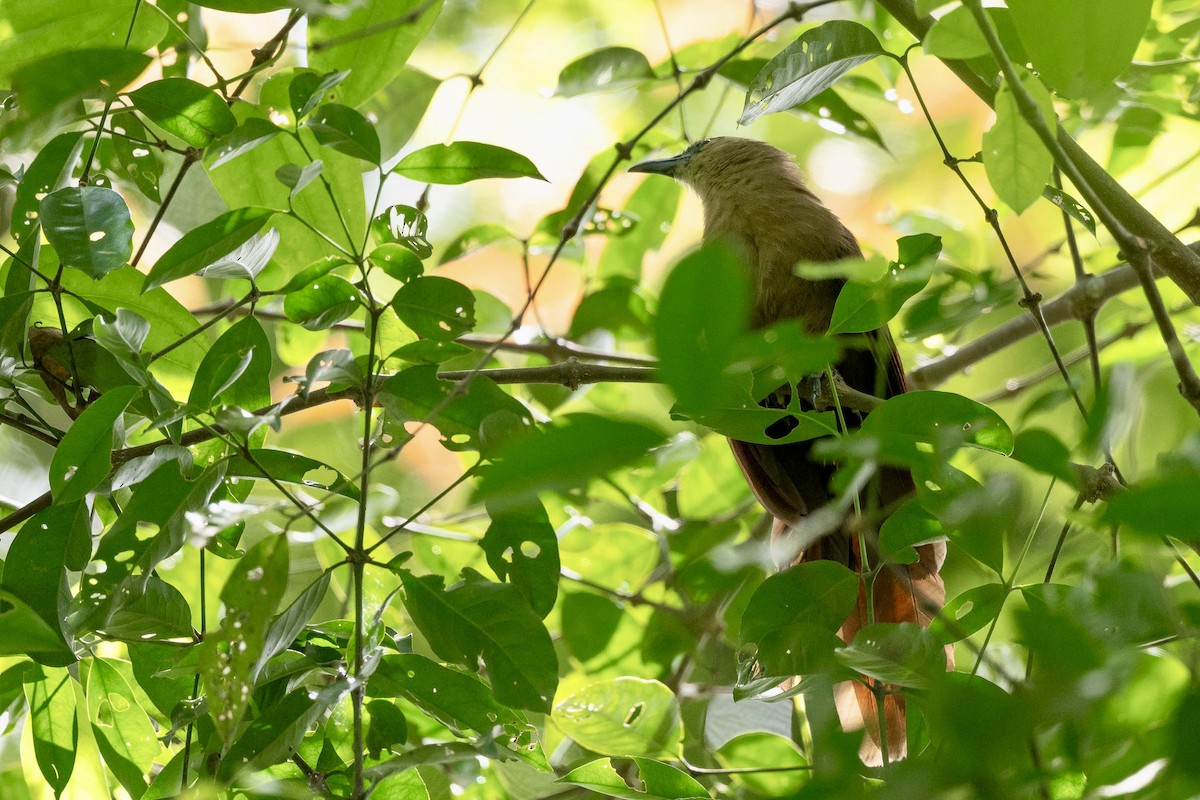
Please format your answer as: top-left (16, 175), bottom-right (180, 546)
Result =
top-left (12, 48), bottom-right (150, 116)
top-left (97, 574), bottom-right (193, 641)
top-left (740, 21), bottom-right (885, 125)
top-left (88, 658), bottom-right (161, 798)
top-left (392, 276), bottom-right (476, 340)
top-left (378, 366), bottom-right (533, 454)
top-left (306, 103), bottom-right (382, 165)
top-left (475, 414), bottom-right (665, 506)
top-left (559, 757), bottom-right (709, 800)
top-left (50, 385), bottom-right (140, 502)
top-left (481, 500), bottom-right (559, 619)
top-left (361, 66), bottom-right (442, 161)
top-left (257, 573), bottom-right (332, 680)
top-left (924, 6), bottom-right (991, 59)
top-left (393, 142), bottom-right (546, 184)
top-left (1041, 184), bottom-right (1097, 236)
top-left (289, 69), bottom-right (350, 120)
top-left (1010, 427), bottom-right (1077, 484)
top-left (25, 667), bottom-right (78, 795)
top-left (1103, 474), bottom-right (1200, 537)
top-left (983, 70), bottom-right (1056, 214)
top-left (371, 654), bottom-right (545, 767)
top-left (930, 583), bottom-right (1008, 644)
top-left (555, 46), bottom-right (657, 96)
top-left (828, 235), bottom-right (941, 334)
top-left (372, 205), bottom-right (433, 259)
top-left (40, 186), bottom-right (134, 278)
top-left (93, 307), bottom-right (150, 362)
top-left (835, 622), bottom-right (947, 688)
top-left (128, 78), bottom-right (236, 147)
top-left (552, 678), bottom-right (682, 757)
top-left (200, 535), bottom-right (290, 746)
top-left (398, 570), bottom-right (559, 712)
top-left (219, 688), bottom-right (330, 780)
top-left (145, 207), bottom-right (276, 290)
top-left (0, 590), bottom-right (77, 663)
top-left (11, 131), bottom-right (84, 242)
top-left (716, 733), bottom-right (808, 796)
top-left (439, 223), bottom-right (515, 265)
top-left (226, 450), bottom-right (361, 502)
top-left (308, 0), bottom-right (444, 108)
top-left (862, 391), bottom-right (1014, 456)
top-left (1007, 0), bottom-right (1153, 99)
top-left (207, 117), bottom-right (284, 169)
top-left (741, 561), bottom-right (860, 645)
top-left (188, 316), bottom-right (271, 411)
top-left (654, 243), bottom-right (749, 409)
top-left (111, 111), bottom-right (163, 202)
top-left (365, 701), bottom-right (409, 759)
top-left (284, 273), bottom-right (362, 330)
top-left (879, 498), bottom-right (945, 565)
top-left (598, 178), bottom-right (680, 281)
top-left (0, 0), bottom-right (166, 83)
top-left (371, 243), bottom-right (425, 281)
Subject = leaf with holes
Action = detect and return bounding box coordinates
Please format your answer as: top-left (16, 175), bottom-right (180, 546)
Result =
top-left (284, 274), bottom-right (362, 330)
top-left (40, 186), bottom-right (133, 278)
top-left (392, 276), bottom-right (476, 340)
top-left (481, 499), bottom-right (559, 618)
top-left (145, 207), bottom-right (276, 290)
top-left (555, 46), bottom-right (657, 96)
top-left (740, 21), bottom-right (886, 125)
top-left (306, 103), bottom-right (381, 166)
top-left (372, 205), bottom-right (432, 259)
top-left (12, 47), bottom-right (149, 115)
top-left (552, 677), bottom-right (682, 758)
top-left (50, 385), bottom-right (139, 502)
top-left (559, 757), bottom-right (709, 800)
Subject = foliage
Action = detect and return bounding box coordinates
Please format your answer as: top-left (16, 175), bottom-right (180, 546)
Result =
top-left (1, 0), bottom-right (1199, 799)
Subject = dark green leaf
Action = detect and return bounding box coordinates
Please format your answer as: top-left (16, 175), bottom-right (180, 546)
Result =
top-left (398, 570), bottom-right (559, 712)
top-left (392, 276), bottom-right (476, 340)
top-left (226, 450), bottom-right (361, 502)
top-left (144, 207), bottom-right (275, 289)
top-left (393, 142), bottom-right (546, 184)
top-left (370, 243), bottom-right (425, 282)
top-left (862, 391), bottom-right (1014, 456)
top-left (40, 186), bottom-right (134, 278)
top-left (828, 234), bottom-right (940, 334)
top-left (219, 688), bottom-right (331, 779)
top-left (366, 700), bottom-right (409, 759)
top-left (276, 160), bottom-right (325, 200)
top-left (284, 273), bottom-right (361, 330)
top-left (1011, 428), bottom-right (1077, 484)
top-left (930, 583), bottom-right (1008, 644)
top-left (93, 308), bottom-right (150, 362)
top-left (11, 131), bottom-right (84, 241)
top-left (306, 103), bottom-right (382, 165)
top-left (97, 574), bottom-right (193, 641)
top-left (188, 316), bottom-right (271, 411)
top-left (879, 499), bottom-right (944, 565)
top-left (481, 499), bottom-right (560, 618)
top-left (1104, 474), bottom-right (1200, 537)
top-left (12, 48), bottom-right (149, 115)
top-left (555, 46), bottom-right (657, 96)
top-left (50, 385), bottom-right (139, 502)
top-left (0, 590), bottom-right (76, 663)
top-left (475, 414), bottom-right (665, 506)
top-left (128, 77), bottom-right (236, 147)
top-left (741, 561), bottom-right (860, 645)
top-left (740, 21), bottom-right (885, 125)
top-left (257, 574), bottom-right (332, 679)
top-left (1041, 185), bottom-right (1097, 235)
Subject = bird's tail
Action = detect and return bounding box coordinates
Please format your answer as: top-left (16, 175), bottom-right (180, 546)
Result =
top-left (786, 522), bottom-right (949, 765)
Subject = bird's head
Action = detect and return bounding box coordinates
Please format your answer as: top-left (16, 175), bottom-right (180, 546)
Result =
top-left (629, 136), bottom-right (810, 204)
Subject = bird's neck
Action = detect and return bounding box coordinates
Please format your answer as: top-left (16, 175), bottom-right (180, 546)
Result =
top-left (699, 185), bottom-right (857, 332)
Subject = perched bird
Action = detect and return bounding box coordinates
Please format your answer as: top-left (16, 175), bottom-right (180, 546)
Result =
top-left (630, 137), bottom-right (946, 763)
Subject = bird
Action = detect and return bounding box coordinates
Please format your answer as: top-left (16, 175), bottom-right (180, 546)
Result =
top-left (629, 136), bottom-right (947, 764)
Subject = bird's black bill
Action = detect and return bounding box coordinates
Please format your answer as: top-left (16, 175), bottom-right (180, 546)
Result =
top-left (628, 153), bottom-right (690, 176)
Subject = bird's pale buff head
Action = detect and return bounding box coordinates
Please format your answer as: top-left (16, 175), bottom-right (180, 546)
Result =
top-left (629, 137), bottom-right (807, 199)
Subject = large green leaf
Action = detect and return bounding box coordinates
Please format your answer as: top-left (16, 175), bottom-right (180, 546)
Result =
top-left (475, 414), bottom-right (665, 506)
top-left (481, 500), bottom-right (559, 619)
top-left (11, 48), bottom-right (150, 115)
top-left (861, 391), bottom-right (1014, 456)
top-left (555, 46), bottom-right (657, 96)
top-left (0, 0), bottom-right (166, 83)
top-left (392, 142), bottom-right (546, 184)
top-left (740, 21), bottom-right (885, 125)
top-left (1007, 0), bottom-right (1153, 99)
top-left (11, 132), bottom-right (84, 242)
top-left (399, 570), bottom-right (559, 713)
top-left (828, 234), bottom-right (941, 334)
top-left (87, 658), bottom-right (161, 798)
top-left (40, 187), bottom-right (134, 279)
top-left (308, 0), bottom-right (444, 108)
top-left (49, 384), bottom-right (140, 502)
top-left (552, 678), bottom-right (682, 757)
top-left (25, 667), bottom-right (78, 796)
top-left (187, 316), bottom-right (271, 411)
top-left (145, 207), bottom-right (276, 290)
top-left (128, 78), bottom-right (236, 147)
top-left (741, 561), bottom-right (860, 645)
top-left (305, 103), bottom-right (382, 166)
top-left (983, 69), bottom-right (1056, 214)
top-left (835, 622), bottom-right (947, 688)
top-left (392, 276), bottom-right (476, 340)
